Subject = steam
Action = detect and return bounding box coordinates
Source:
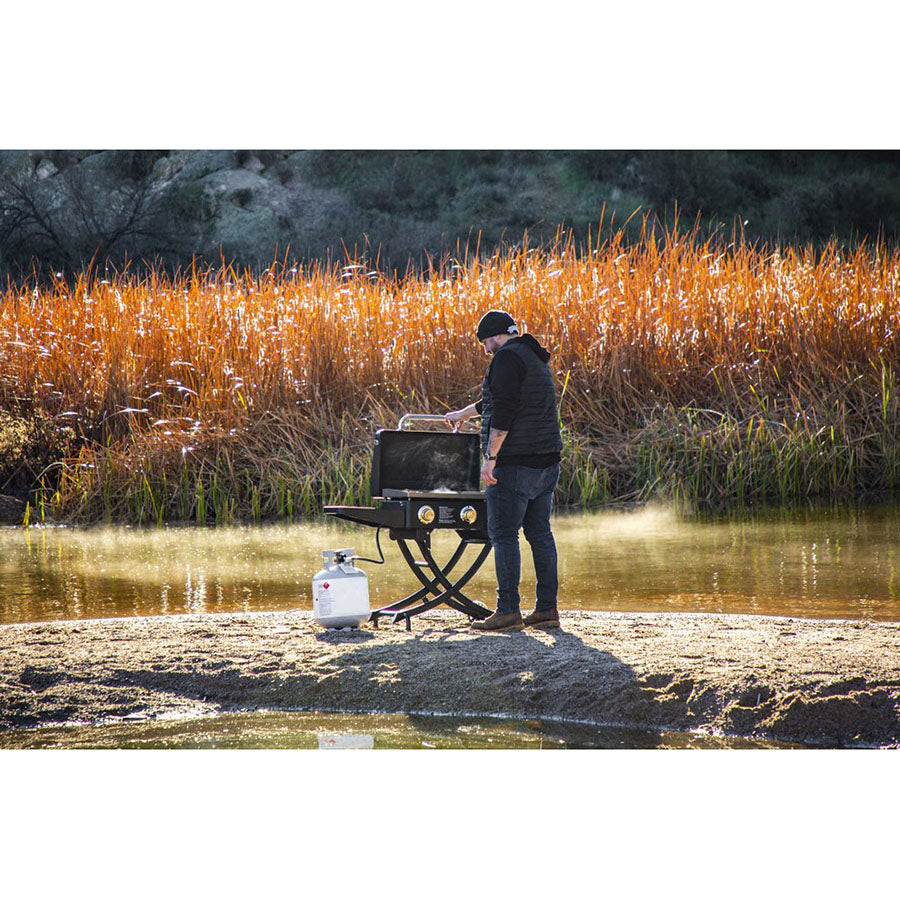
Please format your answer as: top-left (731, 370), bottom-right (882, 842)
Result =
top-left (554, 504), bottom-right (680, 541)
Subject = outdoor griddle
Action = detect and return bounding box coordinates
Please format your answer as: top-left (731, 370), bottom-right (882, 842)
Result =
top-left (324, 415), bottom-right (493, 627)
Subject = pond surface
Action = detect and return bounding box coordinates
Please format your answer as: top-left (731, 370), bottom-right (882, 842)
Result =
top-left (2, 499), bottom-right (900, 625)
top-left (0, 710), bottom-right (797, 749)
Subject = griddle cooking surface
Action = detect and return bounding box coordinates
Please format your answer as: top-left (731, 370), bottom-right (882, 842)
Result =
top-left (380, 489), bottom-right (485, 500)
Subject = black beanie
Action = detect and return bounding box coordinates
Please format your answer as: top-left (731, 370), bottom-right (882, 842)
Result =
top-left (476, 309), bottom-right (518, 341)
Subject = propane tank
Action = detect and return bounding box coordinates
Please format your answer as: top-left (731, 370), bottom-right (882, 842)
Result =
top-left (312, 548), bottom-right (370, 629)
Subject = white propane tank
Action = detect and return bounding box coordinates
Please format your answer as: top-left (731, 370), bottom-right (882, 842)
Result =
top-left (312, 548), bottom-right (370, 629)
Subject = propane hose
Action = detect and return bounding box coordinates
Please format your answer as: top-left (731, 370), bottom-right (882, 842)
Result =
top-left (350, 527), bottom-right (386, 565)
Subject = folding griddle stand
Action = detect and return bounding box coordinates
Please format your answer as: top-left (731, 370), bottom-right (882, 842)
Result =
top-left (324, 415), bottom-right (494, 629)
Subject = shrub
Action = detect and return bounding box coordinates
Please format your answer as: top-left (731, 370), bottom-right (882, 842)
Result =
top-left (0, 411), bottom-right (73, 497)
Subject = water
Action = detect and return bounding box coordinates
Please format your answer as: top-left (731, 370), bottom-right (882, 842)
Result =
top-left (3, 499), bottom-right (900, 625)
top-left (0, 710), bottom-right (798, 749)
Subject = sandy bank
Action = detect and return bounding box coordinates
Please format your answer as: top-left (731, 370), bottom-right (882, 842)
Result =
top-left (1, 610), bottom-right (899, 747)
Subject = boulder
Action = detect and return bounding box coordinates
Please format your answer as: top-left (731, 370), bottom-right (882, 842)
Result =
top-left (0, 151), bottom-right (41, 180)
top-left (195, 168), bottom-right (303, 264)
top-left (171, 150), bottom-right (238, 183)
top-left (35, 159), bottom-right (59, 180)
top-left (241, 154), bottom-right (265, 174)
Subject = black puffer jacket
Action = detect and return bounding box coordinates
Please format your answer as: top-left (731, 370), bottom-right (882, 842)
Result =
top-left (479, 335), bottom-right (563, 459)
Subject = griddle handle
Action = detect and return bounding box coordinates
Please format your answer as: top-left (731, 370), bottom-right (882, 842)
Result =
top-left (397, 413), bottom-right (480, 431)
top-left (398, 413), bottom-right (451, 431)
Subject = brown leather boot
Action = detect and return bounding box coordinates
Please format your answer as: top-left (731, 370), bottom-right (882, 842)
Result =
top-left (470, 611), bottom-right (525, 631)
top-left (522, 607), bottom-right (560, 628)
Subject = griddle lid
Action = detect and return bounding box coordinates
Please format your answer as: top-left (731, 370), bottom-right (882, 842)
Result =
top-left (371, 430), bottom-right (481, 496)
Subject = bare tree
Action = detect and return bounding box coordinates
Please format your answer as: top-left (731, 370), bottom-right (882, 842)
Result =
top-left (0, 152), bottom-right (167, 278)
top-left (62, 163), bottom-right (163, 266)
top-left (0, 171), bottom-right (75, 272)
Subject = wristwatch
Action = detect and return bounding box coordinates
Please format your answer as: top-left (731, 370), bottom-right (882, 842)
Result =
top-left (484, 454), bottom-right (497, 461)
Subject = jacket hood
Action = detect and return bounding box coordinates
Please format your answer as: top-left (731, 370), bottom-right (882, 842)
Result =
top-left (510, 333), bottom-right (551, 363)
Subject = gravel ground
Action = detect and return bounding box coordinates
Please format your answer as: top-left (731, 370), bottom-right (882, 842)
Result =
top-left (1, 610), bottom-right (899, 747)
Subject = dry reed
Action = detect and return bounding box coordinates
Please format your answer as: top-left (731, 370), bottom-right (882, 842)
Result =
top-left (2, 216), bottom-right (898, 523)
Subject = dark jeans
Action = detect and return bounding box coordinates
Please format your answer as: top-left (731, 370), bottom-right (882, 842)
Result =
top-left (485, 463), bottom-right (560, 615)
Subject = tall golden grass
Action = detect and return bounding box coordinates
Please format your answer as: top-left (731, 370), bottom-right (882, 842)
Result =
top-left (2, 217), bottom-right (899, 523)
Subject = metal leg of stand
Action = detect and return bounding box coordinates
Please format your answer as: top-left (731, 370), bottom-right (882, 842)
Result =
top-left (396, 538), bottom-right (476, 615)
top-left (379, 580), bottom-right (464, 620)
top-left (373, 539), bottom-right (468, 613)
top-left (370, 538), bottom-right (470, 625)
top-left (390, 536), bottom-right (491, 619)
top-left (414, 538), bottom-right (492, 619)
top-left (369, 532), bottom-right (493, 626)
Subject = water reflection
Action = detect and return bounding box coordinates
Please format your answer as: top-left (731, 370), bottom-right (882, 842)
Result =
top-left (2, 498), bottom-right (900, 624)
top-left (0, 711), bottom-right (799, 749)
top-left (317, 732), bottom-right (375, 749)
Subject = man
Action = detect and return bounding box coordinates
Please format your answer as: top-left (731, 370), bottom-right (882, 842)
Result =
top-left (444, 310), bottom-right (563, 631)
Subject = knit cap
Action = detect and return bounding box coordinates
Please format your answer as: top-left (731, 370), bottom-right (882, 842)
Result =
top-left (476, 310), bottom-right (518, 341)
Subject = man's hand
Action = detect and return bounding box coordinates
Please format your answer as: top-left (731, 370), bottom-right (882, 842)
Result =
top-left (481, 457), bottom-right (497, 486)
top-left (444, 408), bottom-right (471, 432)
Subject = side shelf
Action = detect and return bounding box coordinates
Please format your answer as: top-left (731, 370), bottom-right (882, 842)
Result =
top-left (323, 502), bottom-right (405, 529)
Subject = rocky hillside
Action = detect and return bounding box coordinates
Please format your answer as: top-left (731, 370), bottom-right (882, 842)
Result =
top-left (2, 150), bottom-right (899, 278)
top-left (0, 150), bottom-right (370, 274)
